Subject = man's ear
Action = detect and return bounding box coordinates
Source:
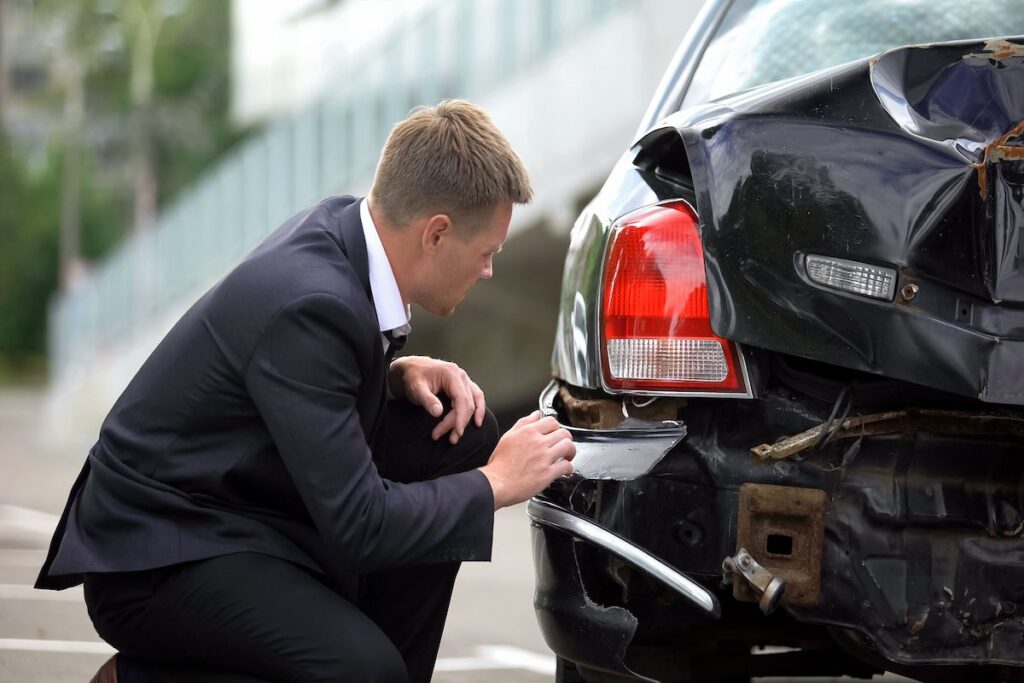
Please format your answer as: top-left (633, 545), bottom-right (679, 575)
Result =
top-left (421, 213), bottom-right (453, 253)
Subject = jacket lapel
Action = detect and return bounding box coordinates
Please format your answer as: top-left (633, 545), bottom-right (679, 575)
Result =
top-left (335, 198), bottom-right (373, 307)
top-left (333, 197), bottom-right (389, 449)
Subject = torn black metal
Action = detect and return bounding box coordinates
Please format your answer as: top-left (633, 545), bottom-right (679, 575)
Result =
top-left (532, 379), bottom-right (1024, 676)
top-left (629, 37), bottom-right (1024, 405)
top-left (540, 380), bottom-right (687, 481)
top-left (528, 499), bottom-right (719, 616)
top-left (532, 518), bottom-right (652, 681)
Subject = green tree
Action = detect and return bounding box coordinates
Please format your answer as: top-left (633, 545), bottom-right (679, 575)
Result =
top-left (0, 0), bottom-right (245, 383)
top-left (0, 132), bottom-right (60, 380)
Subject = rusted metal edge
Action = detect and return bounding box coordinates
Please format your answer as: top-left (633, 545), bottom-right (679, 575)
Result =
top-left (973, 120), bottom-right (1024, 200)
top-left (975, 39), bottom-right (1024, 62)
top-left (751, 409), bottom-right (1024, 461)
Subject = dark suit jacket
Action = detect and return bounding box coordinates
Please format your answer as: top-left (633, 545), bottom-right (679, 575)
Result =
top-left (36, 196), bottom-right (494, 594)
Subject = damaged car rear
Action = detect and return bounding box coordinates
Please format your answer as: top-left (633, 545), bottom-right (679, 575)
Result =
top-left (530, 1), bottom-right (1024, 681)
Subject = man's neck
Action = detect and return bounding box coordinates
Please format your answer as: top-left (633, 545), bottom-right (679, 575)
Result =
top-left (367, 199), bottom-right (413, 307)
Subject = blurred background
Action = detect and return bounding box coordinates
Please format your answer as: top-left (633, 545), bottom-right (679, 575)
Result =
top-left (0, 0), bottom-right (703, 680)
top-left (2, 0), bottom-right (700, 447)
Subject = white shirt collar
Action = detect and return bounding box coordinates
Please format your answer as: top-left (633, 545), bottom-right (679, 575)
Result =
top-left (360, 198), bottom-right (411, 336)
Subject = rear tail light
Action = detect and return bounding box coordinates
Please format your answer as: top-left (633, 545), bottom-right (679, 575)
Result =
top-left (601, 201), bottom-right (746, 393)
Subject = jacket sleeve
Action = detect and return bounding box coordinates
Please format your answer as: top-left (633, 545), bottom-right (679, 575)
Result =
top-left (244, 292), bottom-right (494, 572)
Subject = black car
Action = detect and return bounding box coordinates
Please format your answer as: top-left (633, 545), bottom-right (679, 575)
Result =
top-left (529, 1), bottom-right (1024, 681)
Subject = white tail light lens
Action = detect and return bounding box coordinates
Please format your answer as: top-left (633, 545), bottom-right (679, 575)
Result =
top-left (805, 254), bottom-right (896, 301)
top-left (601, 201), bottom-right (745, 393)
top-left (607, 339), bottom-right (728, 382)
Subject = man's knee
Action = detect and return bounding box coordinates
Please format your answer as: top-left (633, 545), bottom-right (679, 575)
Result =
top-left (304, 632), bottom-right (408, 683)
top-left (380, 399), bottom-right (499, 480)
top-left (457, 408), bottom-right (498, 470)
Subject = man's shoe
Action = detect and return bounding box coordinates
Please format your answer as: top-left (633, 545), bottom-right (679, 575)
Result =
top-left (89, 654), bottom-right (118, 683)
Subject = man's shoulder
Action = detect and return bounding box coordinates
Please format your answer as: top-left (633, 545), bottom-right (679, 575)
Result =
top-left (213, 196), bottom-right (374, 329)
top-left (246, 197), bottom-right (362, 276)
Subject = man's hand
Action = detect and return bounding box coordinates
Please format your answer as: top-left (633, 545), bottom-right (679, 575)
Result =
top-left (388, 356), bottom-right (486, 444)
top-left (479, 411), bottom-right (575, 509)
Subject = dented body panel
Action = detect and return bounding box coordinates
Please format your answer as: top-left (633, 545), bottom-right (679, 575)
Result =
top-left (673, 38), bottom-right (1024, 404)
top-left (554, 38), bottom-right (1024, 405)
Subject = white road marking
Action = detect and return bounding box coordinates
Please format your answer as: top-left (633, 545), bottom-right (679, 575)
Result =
top-left (433, 656), bottom-right (512, 672)
top-left (0, 548), bottom-right (46, 566)
top-left (0, 638), bottom-right (113, 654)
top-left (434, 645), bottom-right (556, 674)
top-left (0, 583), bottom-right (82, 601)
top-left (0, 505), bottom-right (59, 536)
top-left (0, 638), bottom-right (553, 673)
top-left (475, 645), bottom-right (557, 674)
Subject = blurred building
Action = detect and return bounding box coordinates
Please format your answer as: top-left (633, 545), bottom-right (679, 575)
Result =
top-left (46, 0), bottom-right (704, 449)
top-left (0, 0), bottom-right (61, 167)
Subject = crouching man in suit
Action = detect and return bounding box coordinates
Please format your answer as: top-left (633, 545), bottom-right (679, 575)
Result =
top-left (35, 100), bottom-right (575, 682)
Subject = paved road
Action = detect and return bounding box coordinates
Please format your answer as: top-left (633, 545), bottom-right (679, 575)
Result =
top-left (0, 388), bottom-right (912, 682)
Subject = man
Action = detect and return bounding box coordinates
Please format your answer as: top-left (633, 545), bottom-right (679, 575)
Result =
top-left (36, 100), bottom-right (575, 682)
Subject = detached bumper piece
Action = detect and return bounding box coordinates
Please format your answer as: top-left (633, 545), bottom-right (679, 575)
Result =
top-left (527, 499), bottom-right (719, 617)
top-left (530, 495), bottom-right (724, 683)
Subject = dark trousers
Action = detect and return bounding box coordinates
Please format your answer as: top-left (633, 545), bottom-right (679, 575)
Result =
top-left (83, 400), bottom-right (498, 683)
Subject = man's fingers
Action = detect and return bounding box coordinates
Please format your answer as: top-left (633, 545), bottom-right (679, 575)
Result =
top-left (549, 437), bottom-right (576, 462)
top-left (431, 411), bottom-right (457, 441)
top-left (449, 392), bottom-right (473, 443)
top-left (543, 428), bottom-right (573, 447)
top-left (406, 380), bottom-right (444, 417)
top-left (471, 381), bottom-right (486, 427)
top-left (551, 458), bottom-right (574, 478)
top-left (439, 367), bottom-right (476, 442)
top-left (512, 410), bottom-right (543, 429)
top-left (531, 415), bottom-right (561, 435)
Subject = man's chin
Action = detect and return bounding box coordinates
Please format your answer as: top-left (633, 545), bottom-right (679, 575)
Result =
top-left (425, 302), bottom-right (457, 317)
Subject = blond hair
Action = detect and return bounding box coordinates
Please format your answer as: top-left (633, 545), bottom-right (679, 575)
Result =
top-left (370, 100), bottom-right (532, 231)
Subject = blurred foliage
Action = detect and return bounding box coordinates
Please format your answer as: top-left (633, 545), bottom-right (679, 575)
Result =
top-left (0, 0), bottom-right (248, 383)
top-left (0, 132), bottom-right (59, 380)
top-left (152, 0), bottom-right (246, 206)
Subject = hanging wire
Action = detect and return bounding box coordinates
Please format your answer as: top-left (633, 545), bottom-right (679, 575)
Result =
top-left (813, 382), bottom-right (856, 451)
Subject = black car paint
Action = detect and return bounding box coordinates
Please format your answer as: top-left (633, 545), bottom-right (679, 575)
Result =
top-left (669, 37), bottom-right (1024, 405)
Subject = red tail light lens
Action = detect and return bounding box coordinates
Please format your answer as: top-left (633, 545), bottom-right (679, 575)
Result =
top-left (601, 201), bottom-right (746, 393)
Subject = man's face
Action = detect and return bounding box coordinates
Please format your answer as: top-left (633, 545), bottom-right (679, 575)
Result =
top-left (420, 202), bottom-right (513, 316)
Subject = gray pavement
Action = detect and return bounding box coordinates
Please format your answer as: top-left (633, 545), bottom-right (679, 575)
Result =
top-left (0, 388), bottom-right (912, 682)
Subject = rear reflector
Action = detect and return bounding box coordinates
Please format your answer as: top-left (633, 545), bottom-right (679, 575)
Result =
top-left (601, 201), bottom-right (745, 393)
top-left (805, 254), bottom-right (896, 301)
top-left (607, 339), bottom-right (728, 382)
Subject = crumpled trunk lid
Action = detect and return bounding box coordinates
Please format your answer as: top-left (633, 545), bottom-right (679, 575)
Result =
top-left (659, 36), bottom-right (1024, 404)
